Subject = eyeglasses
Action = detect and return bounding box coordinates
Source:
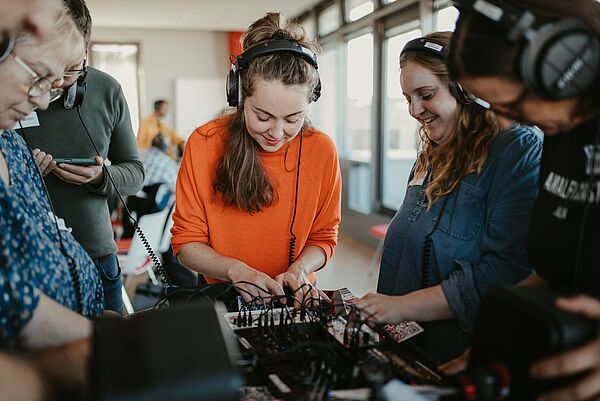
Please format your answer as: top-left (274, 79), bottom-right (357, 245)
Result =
top-left (64, 68), bottom-right (86, 78)
top-left (49, 88), bottom-right (64, 103)
top-left (12, 54), bottom-right (53, 98)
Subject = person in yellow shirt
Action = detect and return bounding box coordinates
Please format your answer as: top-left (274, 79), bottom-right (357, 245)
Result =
top-left (137, 99), bottom-right (183, 159)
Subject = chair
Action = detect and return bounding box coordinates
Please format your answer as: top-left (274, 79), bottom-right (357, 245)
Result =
top-left (117, 207), bottom-right (173, 312)
top-left (367, 223), bottom-right (389, 277)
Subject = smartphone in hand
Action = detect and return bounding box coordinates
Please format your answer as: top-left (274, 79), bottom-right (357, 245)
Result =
top-left (53, 157), bottom-right (97, 166)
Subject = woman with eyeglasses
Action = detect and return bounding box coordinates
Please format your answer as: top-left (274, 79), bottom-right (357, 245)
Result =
top-left (445, 0), bottom-right (600, 399)
top-left (0, 8), bottom-right (103, 348)
top-left (356, 31), bottom-right (542, 363)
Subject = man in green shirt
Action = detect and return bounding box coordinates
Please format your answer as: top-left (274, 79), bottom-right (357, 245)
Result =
top-left (21, 0), bottom-right (144, 312)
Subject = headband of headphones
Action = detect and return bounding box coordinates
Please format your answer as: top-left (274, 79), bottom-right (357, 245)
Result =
top-left (0, 31), bottom-right (15, 63)
top-left (402, 37), bottom-right (449, 59)
top-left (236, 39), bottom-right (319, 71)
top-left (453, 0), bottom-right (600, 99)
top-left (226, 39), bottom-right (321, 108)
top-left (454, 0), bottom-right (536, 41)
top-left (401, 37), bottom-right (479, 106)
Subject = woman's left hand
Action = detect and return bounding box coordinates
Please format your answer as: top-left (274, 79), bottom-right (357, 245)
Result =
top-left (275, 266), bottom-right (329, 308)
top-left (356, 293), bottom-right (405, 325)
top-left (531, 295), bottom-right (600, 401)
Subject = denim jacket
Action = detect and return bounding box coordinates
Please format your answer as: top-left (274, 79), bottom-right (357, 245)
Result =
top-left (377, 125), bottom-right (543, 362)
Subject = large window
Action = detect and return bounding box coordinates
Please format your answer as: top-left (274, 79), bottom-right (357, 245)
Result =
top-left (345, 0), bottom-right (375, 22)
top-left (90, 42), bottom-right (140, 133)
top-left (299, 0), bottom-right (465, 218)
top-left (319, 4), bottom-right (341, 36)
top-left (382, 27), bottom-right (422, 210)
top-left (312, 45), bottom-right (340, 147)
top-left (434, 5), bottom-right (459, 31)
top-left (345, 32), bottom-right (374, 161)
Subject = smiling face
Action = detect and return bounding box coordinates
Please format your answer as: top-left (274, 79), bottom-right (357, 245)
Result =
top-left (243, 77), bottom-right (309, 152)
top-left (459, 76), bottom-right (582, 135)
top-left (400, 60), bottom-right (458, 145)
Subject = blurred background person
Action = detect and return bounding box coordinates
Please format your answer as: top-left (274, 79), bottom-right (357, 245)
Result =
top-left (137, 99), bottom-right (184, 160)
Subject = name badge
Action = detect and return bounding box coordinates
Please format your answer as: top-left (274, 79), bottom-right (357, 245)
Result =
top-left (14, 111), bottom-right (40, 129)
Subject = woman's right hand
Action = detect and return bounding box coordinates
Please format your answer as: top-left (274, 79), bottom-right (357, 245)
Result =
top-left (228, 263), bottom-right (286, 304)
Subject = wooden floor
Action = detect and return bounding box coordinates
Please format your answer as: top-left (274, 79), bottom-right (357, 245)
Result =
top-left (316, 234), bottom-right (379, 297)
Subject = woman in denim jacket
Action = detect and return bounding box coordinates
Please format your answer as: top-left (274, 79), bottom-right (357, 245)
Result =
top-left (357, 32), bottom-right (543, 363)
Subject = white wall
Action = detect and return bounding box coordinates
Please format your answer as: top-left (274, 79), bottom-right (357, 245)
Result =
top-left (91, 27), bottom-right (229, 138)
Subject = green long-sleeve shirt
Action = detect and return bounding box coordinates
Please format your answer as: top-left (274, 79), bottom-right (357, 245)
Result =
top-left (20, 67), bottom-right (144, 258)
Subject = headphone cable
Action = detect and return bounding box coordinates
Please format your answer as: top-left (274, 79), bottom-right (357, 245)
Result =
top-left (75, 106), bottom-right (173, 287)
top-left (288, 129), bottom-right (303, 268)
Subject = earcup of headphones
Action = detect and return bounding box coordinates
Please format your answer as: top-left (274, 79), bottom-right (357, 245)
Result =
top-left (520, 19), bottom-right (600, 100)
top-left (64, 74), bottom-right (87, 110)
top-left (0, 31), bottom-right (15, 64)
top-left (226, 68), bottom-right (240, 108)
top-left (311, 78), bottom-right (322, 103)
top-left (64, 82), bottom-right (78, 109)
top-left (448, 81), bottom-right (473, 104)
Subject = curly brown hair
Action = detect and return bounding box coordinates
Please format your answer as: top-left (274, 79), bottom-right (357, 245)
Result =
top-left (401, 31), bottom-right (500, 207)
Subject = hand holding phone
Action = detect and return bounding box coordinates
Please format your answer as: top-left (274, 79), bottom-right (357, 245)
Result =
top-left (53, 156), bottom-right (104, 186)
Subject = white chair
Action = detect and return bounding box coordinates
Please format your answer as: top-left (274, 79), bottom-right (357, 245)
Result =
top-left (118, 207), bottom-right (172, 312)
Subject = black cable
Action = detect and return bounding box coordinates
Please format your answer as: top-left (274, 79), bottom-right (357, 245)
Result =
top-left (18, 124), bottom-right (83, 314)
top-left (74, 106), bottom-right (173, 287)
top-left (288, 129), bottom-right (303, 267)
top-left (421, 194), bottom-right (449, 288)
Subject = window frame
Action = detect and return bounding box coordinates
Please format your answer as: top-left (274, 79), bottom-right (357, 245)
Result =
top-left (298, 0), bottom-right (454, 217)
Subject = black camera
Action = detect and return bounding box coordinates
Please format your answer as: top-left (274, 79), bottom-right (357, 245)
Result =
top-left (465, 286), bottom-right (597, 401)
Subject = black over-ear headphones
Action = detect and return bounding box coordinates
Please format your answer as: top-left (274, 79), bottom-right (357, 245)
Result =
top-left (401, 37), bottom-right (476, 105)
top-left (226, 39), bottom-right (322, 108)
top-left (454, 0), bottom-right (600, 100)
top-left (64, 59), bottom-right (87, 110)
top-left (0, 31), bottom-right (15, 63)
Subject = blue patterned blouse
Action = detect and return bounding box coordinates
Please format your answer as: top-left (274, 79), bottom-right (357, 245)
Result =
top-left (0, 130), bottom-right (104, 341)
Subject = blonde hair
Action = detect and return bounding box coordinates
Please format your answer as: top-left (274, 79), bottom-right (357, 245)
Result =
top-left (16, 8), bottom-right (84, 74)
top-left (400, 31), bottom-right (500, 207)
top-left (213, 13), bottom-right (320, 214)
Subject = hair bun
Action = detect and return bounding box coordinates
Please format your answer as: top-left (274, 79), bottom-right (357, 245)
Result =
top-left (271, 29), bottom-right (290, 40)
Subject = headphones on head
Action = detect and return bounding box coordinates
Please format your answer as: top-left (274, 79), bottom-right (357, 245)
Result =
top-left (454, 0), bottom-right (600, 100)
top-left (226, 39), bottom-right (322, 109)
top-left (0, 31), bottom-right (15, 63)
top-left (401, 37), bottom-right (476, 105)
top-left (64, 58), bottom-right (87, 110)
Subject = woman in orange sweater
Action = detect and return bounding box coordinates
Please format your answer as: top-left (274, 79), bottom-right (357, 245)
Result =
top-left (171, 13), bottom-right (342, 304)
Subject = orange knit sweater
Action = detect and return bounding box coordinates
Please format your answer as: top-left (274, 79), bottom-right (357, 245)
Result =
top-left (171, 117), bottom-right (341, 283)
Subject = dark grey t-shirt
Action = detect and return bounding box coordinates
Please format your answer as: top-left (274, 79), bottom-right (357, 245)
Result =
top-left (20, 67), bottom-right (144, 258)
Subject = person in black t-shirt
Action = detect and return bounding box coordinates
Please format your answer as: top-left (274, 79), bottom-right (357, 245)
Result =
top-left (444, 0), bottom-right (600, 400)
